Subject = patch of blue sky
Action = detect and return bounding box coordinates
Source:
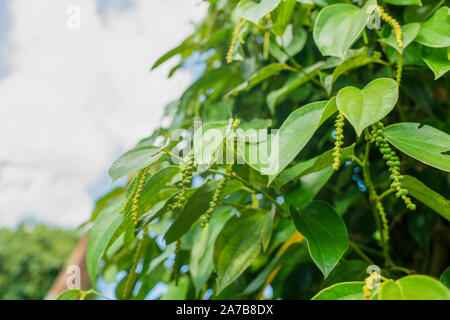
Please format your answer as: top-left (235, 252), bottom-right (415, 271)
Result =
top-left (182, 49), bottom-right (215, 80)
top-left (96, 264), bottom-right (170, 300)
top-left (145, 282), bottom-right (168, 300)
top-left (86, 163), bottom-right (127, 203)
top-left (203, 288), bottom-right (213, 300)
top-left (96, 0), bottom-right (136, 19)
top-left (0, 0), bottom-right (11, 79)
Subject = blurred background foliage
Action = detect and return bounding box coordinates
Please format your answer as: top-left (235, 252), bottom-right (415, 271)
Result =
top-left (0, 223), bottom-right (78, 300)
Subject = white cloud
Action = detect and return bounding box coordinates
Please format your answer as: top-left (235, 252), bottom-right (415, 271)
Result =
top-left (0, 0), bottom-right (207, 228)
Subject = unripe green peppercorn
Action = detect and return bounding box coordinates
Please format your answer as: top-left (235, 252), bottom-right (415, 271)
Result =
top-left (372, 122), bottom-right (415, 211)
top-left (332, 112), bottom-right (345, 171)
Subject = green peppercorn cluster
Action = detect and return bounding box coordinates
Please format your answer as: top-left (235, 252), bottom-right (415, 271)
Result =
top-left (332, 112), bottom-right (345, 171)
top-left (200, 173), bottom-right (228, 228)
top-left (170, 153), bottom-right (195, 211)
top-left (131, 167), bottom-right (149, 224)
top-left (371, 122), bottom-right (416, 210)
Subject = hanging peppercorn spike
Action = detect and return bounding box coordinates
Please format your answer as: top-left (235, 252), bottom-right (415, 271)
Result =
top-left (371, 122), bottom-right (416, 211)
top-left (332, 112), bottom-right (345, 171)
top-left (170, 152), bottom-right (195, 211)
top-left (200, 171), bottom-right (228, 228)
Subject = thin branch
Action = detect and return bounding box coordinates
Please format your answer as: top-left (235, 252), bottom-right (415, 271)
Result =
top-left (350, 241), bottom-right (375, 265)
top-left (378, 188), bottom-right (395, 201)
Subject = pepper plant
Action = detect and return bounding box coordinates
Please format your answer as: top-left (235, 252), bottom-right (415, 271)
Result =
top-left (77, 0), bottom-right (450, 300)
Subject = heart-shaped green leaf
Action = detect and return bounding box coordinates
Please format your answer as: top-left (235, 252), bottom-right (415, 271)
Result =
top-left (238, 99), bottom-right (336, 184)
top-left (214, 209), bottom-right (270, 293)
top-left (236, 0), bottom-right (282, 25)
top-left (312, 282), bottom-right (365, 300)
top-left (313, 0), bottom-right (376, 59)
top-left (383, 122), bottom-right (450, 172)
top-left (337, 78), bottom-right (398, 136)
top-left (422, 46), bottom-right (450, 79)
top-left (415, 6), bottom-right (450, 48)
top-left (290, 201), bottom-right (349, 277)
top-left (379, 23), bottom-right (420, 54)
top-left (108, 145), bottom-right (164, 182)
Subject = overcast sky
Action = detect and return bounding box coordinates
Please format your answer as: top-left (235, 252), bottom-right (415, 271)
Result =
top-left (0, 0), bottom-right (207, 228)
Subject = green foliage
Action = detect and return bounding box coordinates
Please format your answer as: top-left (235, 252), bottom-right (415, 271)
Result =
top-left (336, 78), bottom-right (398, 136)
top-left (86, 200), bottom-right (125, 285)
top-left (108, 145), bottom-right (164, 182)
top-left (380, 275), bottom-right (449, 299)
top-left (56, 288), bottom-right (104, 300)
top-left (290, 202), bottom-right (349, 277)
top-left (86, 0), bottom-right (450, 300)
top-left (214, 209), bottom-right (271, 293)
top-left (313, 0), bottom-right (376, 59)
top-left (236, 0), bottom-right (282, 24)
top-left (312, 282), bottom-right (365, 300)
top-left (415, 7), bottom-right (450, 48)
top-left (383, 122), bottom-right (450, 171)
top-left (314, 274), bottom-right (450, 300)
top-left (0, 223), bottom-right (77, 300)
top-left (379, 23), bottom-right (420, 53)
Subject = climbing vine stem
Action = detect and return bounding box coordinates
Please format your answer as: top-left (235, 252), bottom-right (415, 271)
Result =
top-left (396, 53), bottom-right (403, 86)
top-left (349, 242), bottom-right (375, 265)
top-left (361, 136), bottom-right (393, 267)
